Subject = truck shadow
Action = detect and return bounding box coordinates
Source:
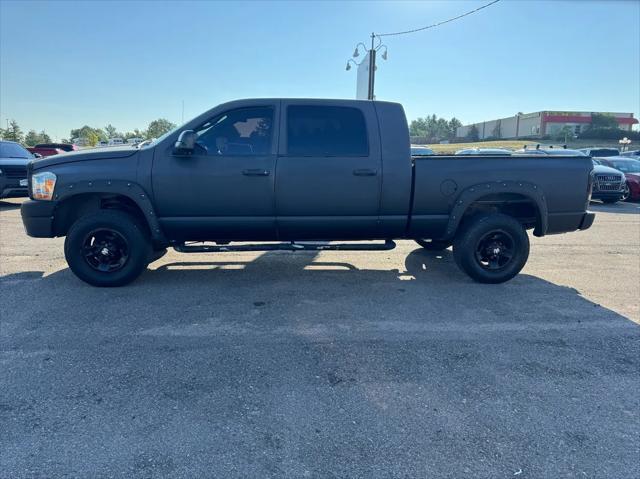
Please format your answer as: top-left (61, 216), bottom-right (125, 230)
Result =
top-left (2, 248), bottom-right (638, 330)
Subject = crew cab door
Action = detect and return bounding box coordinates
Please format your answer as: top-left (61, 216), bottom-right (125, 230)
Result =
top-left (152, 104), bottom-right (279, 241)
top-left (275, 101), bottom-right (382, 239)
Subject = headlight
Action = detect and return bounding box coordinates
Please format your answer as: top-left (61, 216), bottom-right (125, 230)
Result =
top-left (31, 171), bottom-right (57, 200)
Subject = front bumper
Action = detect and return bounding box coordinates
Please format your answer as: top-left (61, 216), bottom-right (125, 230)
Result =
top-left (21, 200), bottom-right (57, 237)
top-left (0, 177), bottom-right (28, 199)
top-left (591, 191), bottom-right (623, 201)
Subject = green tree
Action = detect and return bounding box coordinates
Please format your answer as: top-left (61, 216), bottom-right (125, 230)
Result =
top-left (70, 125), bottom-right (105, 146)
top-left (146, 118), bottom-right (176, 139)
top-left (24, 130), bottom-right (52, 146)
top-left (555, 125), bottom-right (575, 142)
top-left (3, 120), bottom-right (24, 143)
top-left (448, 118), bottom-right (462, 138)
top-left (590, 113), bottom-right (618, 129)
top-left (104, 124), bottom-right (119, 139)
top-left (466, 124), bottom-right (480, 141)
top-left (24, 130), bottom-right (40, 146)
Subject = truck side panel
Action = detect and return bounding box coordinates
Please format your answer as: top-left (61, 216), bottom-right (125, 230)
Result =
top-left (410, 156), bottom-right (592, 239)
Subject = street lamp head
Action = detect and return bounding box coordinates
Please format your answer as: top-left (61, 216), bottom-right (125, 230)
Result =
top-left (353, 48), bottom-right (360, 58)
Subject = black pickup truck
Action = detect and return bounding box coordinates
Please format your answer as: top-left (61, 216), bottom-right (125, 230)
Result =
top-left (21, 99), bottom-right (595, 286)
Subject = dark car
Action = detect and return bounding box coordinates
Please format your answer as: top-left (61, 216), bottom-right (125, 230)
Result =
top-left (21, 98), bottom-right (595, 286)
top-left (454, 148), bottom-right (512, 156)
top-left (590, 160), bottom-right (626, 203)
top-left (620, 150), bottom-right (640, 158)
top-left (0, 141), bottom-right (36, 199)
top-left (410, 145), bottom-right (434, 156)
top-left (513, 147), bottom-right (587, 156)
top-left (594, 157), bottom-right (640, 201)
top-left (579, 147), bottom-right (620, 157)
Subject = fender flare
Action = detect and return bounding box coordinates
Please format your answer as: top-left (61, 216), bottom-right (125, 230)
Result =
top-left (442, 180), bottom-right (548, 240)
top-left (53, 179), bottom-right (166, 243)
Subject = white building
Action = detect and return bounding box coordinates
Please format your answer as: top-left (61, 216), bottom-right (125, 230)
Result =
top-left (456, 111), bottom-right (638, 140)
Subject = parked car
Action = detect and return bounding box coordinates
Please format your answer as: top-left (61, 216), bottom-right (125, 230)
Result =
top-left (0, 141), bottom-right (35, 199)
top-left (127, 137), bottom-right (145, 145)
top-left (620, 150), bottom-right (640, 158)
top-left (594, 157), bottom-right (640, 201)
top-left (590, 160), bottom-right (626, 203)
top-left (454, 148), bottom-right (512, 155)
top-left (513, 147), bottom-right (587, 156)
top-left (410, 145), bottom-right (434, 156)
top-left (27, 143), bottom-right (78, 157)
top-left (108, 138), bottom-right (124, 146)
top-left (21, 98), bottom-right (595, 286)
top-left (579, 147), bottom-right (620, 157)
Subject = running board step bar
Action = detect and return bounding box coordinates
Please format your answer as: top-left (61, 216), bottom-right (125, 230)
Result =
top-left (174, 240), bottom-right (396, 253)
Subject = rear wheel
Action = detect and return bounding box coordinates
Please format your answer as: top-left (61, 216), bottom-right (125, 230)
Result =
top-left (453, 213), bottom-right (529, 284)
top-left (414, 239), bottom-right (451, 251)
top-left (64, 210), bottom-right (151, 287)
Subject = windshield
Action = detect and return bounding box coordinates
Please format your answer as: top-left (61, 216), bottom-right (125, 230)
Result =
top-left (590, 149), bottom-right (619, 156)
top-left (0, 142), bottom-right (32, 158)
top-left (607, 159), bottom-right (640, 173)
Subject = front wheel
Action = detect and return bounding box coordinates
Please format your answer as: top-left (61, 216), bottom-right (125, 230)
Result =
top-left (453, 213), bottom-right (529, 284)
top-left (621, 183), bottom-right (630, 202)
top-left (414, 239), bottom-right (452, 251)
top-left (64, 210), bottom-right (152, 287)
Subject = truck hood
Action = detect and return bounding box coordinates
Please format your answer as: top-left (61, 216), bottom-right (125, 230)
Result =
top-left (0, 157), bottom-right (31, 167)
top-left (31, 145), bottom-right (139, 169)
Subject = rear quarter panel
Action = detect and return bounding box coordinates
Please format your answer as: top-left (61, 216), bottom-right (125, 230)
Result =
top-left (411, 155), bottom-right (592, 238)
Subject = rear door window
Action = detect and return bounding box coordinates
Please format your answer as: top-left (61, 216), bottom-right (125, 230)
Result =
top-left (286, 105), bottom-right (368, 157)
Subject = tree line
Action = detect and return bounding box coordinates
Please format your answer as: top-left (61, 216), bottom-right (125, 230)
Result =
top-left (0, 118), bottom-right (177, 146)
top-left (409, 115), bottom-right (463, 142)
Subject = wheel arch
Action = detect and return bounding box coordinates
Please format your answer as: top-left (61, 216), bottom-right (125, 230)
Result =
top-left (52, 180), bottom-right (166, 244)
top-left (443, 181), bottom-right (548, 240)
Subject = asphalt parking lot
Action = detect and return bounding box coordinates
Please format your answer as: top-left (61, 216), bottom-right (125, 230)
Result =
top-left (1, 198), bottom-right (639, 478)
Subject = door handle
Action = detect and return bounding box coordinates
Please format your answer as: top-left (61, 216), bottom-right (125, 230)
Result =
top-left (353, 168), bottom-right (378, 176)
top-left (242, 169), bottom-right (270, 176)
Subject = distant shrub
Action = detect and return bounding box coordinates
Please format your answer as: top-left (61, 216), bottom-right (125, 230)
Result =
top-left (578, 128), bottom-right (640, 140)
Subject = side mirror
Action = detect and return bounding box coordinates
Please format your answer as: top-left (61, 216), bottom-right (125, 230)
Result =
top-left (33, 153), bottom-right (43, 159)
top-left (173, 130), bottom-right (197, 155)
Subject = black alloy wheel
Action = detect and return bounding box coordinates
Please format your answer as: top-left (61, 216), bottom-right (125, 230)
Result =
top-left (82, 228), bottom-right (130, 272)
top-left (474, 230), bottom-right (515, 271)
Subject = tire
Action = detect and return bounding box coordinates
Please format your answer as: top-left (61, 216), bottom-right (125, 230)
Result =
top-left (64, 210), bottom-right (152, 287)
top-left (453, 213), bottom-right (529, 284)
top-left (621, 183), bottom-right (630, 202)
top-left (601, 198), bottom-right (619, 204)
top-left (414, 239), bottom-right (451, 251)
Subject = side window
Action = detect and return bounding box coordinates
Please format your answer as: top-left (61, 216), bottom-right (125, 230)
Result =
top-left (195, 107), bottom-right (273, 156)
top-left (287, 105), bottom-right (368, 157)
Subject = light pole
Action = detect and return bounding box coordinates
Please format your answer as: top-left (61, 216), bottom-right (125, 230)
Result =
top-left (345, 33), bottom-right (388, 100)
top-left (619, 137), bottom-right (631, 152)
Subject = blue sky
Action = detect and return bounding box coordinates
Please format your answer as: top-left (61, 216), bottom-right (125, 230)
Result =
top-left (1, 0), bottom-right (638, 140)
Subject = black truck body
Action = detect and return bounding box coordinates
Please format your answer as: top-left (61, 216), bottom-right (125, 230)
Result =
top-left (21, 99), bottom-right (595, 286)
